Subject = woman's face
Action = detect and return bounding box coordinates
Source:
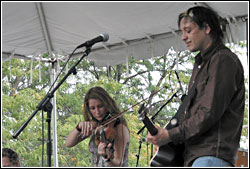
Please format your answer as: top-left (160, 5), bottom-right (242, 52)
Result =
top-left (88, 99), bottom-right (107, 121)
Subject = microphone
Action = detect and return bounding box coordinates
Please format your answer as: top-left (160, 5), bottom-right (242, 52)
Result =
top-left (76, 33), bottom-right (109, 49)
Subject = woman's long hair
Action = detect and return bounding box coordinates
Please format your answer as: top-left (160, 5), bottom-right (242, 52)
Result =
top-left (82, 86), bottom-right (128, 127)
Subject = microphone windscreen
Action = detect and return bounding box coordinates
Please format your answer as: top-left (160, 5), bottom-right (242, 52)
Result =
top-left (100, 33), bottom-right (109, 42)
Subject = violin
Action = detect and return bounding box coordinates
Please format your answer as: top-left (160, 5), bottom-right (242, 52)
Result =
top-left (94, 113), bottom-right (120, 161)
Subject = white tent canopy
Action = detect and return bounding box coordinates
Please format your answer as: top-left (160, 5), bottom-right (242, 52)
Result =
top-left (2, 1), bottom-right (248, 67)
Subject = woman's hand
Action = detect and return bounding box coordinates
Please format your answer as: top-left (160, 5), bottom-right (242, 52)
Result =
top-left (78, 121), bottom-right (98, 136)
top-left (66, 121), bottom-right (97, 148)
top-left (98, 142), bottom-right (114, 159)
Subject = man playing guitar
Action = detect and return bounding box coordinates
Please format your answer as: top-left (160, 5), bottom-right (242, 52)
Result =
top-left (147, 6), bottom-right (245, 167)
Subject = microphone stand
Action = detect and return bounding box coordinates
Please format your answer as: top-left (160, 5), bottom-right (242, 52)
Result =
top-left (12, 47), bottom-right (92, 167)
top-left (136, 138), bottom-right (145, 167)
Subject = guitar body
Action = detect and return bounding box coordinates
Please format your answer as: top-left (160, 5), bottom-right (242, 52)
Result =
top-left (150, 142), bottom-right (184, 167)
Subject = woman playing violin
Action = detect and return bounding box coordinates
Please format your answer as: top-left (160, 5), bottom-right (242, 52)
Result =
top-left (65, 86), bottom-right (130, 167)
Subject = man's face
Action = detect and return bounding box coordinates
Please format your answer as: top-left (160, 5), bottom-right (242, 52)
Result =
top-left (180, 17), bottom-right (211, 53)
top-left (2, 157), bottom-right (14, 167)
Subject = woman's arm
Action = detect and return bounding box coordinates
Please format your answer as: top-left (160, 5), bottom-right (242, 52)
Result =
top-left (65, 121), bottom-right (97, 147)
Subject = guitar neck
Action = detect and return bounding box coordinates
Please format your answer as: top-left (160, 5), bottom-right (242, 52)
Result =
top-left (141, 115), bottom-right (158, 136)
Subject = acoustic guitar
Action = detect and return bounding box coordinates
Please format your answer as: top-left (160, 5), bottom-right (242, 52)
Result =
top-left (138, 104), bottom-right (184, 167)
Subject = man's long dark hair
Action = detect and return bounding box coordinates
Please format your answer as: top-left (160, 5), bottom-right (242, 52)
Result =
top-left (178, 6), bottom-right (224, 42)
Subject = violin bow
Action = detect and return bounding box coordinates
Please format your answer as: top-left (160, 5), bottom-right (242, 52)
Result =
top-left (95, 86), bottom-right (168, 131)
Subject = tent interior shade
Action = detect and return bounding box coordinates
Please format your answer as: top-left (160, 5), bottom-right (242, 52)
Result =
top-left (2, 2), bottom-right (248, 67)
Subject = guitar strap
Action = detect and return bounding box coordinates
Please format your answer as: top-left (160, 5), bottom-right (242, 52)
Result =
top-left (166, 60), bottom-right (207, 130)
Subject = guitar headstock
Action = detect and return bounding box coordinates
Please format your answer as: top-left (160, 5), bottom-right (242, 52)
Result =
top-left (138, 103), bottom-right (149, 121)
top-left (138, 103), bottom-right (158, 136)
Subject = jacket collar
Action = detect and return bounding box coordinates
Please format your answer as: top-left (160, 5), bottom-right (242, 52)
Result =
top-left (195, 40), bottom-right (226, 65)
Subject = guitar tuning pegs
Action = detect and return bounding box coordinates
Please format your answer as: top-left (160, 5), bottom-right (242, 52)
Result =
top-left (138, 103), bottom-right (145, 114)
top-left (138, 104), bottom-right (150, 121)
top-left (144, 108), bottom-right (149, 115)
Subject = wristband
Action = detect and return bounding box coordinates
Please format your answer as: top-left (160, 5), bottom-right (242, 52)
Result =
top-left (76, 122), bottom-right (81, 132)
top-left (103, 156), bottom-right (111, 162)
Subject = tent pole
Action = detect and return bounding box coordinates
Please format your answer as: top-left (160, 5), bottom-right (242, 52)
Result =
top-left (51, 61), bottom-right (59, 167)
top-left (36, 2), bottom-right (53, 54)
